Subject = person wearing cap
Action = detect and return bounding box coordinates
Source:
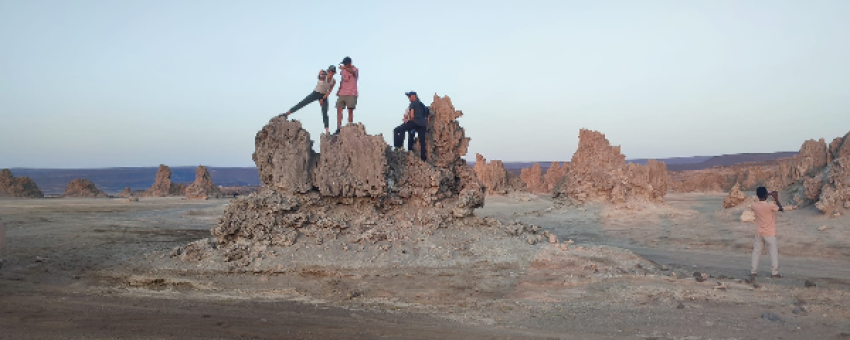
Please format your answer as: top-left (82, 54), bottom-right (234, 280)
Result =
top-left (279, 66), bottom-right (337, 135)
top-left (335, 56), bottom-right (359, 134)
top-left (394, 91), bottom-right (430, 161)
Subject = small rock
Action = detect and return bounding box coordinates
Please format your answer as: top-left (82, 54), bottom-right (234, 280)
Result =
top-left (832, 212), bottom-right (841, 218)
top-left (792, 307), bottom-right (807, 315)
top-left (804, 280), bottom-right (816, 288)
top-left (548, 234), bottom-right (558, 244)
top-left (741, 210), bottom-right (756, 222)
top-left (818, 225), bottom-right (828, 232)
top-left (660, 265), bottom-right (669, 271)
top-left (761, 312), bottom-right (782, 322)
top-left (677, 302), bottom-right (685, 309)
top-left (844, 201), bottom-right (850, 209)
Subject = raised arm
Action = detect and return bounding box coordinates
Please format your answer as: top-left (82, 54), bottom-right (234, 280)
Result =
top-left (771, 191), bottom-right (784, 212)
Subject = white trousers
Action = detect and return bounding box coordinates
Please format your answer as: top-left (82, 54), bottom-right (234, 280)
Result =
top-left (751, 235), bottom-right (778, 275)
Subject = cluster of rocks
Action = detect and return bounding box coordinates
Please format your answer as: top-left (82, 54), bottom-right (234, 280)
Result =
top-left (61, 178), bottom-right (109, 198)
top-left (0, 169), bottom-right (43, 198)
top-left (472, 153), bottom-right (523, 195)
top-left (173, 95), bottom-right (546, 267)
top-left (520, 162), bottom-right (569, 194)
top-left (675, 130), bottom-right (850, 215)
top-left (552, 129), bottom-right (667, 205)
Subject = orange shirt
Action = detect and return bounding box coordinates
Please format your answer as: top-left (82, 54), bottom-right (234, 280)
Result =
top-left (750, 201), bottom-right (780, 236)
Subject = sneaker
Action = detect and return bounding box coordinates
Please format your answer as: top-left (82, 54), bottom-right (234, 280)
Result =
top-left (771, 274), bottom-right (782, 278)
top-left (333, 129), bottom-right (340, 135)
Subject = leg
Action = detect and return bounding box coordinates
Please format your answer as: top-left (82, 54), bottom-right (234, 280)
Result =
top-left (321, 97), bottom-right (330, 133)
top-left (751, 235), bottom-right (763, 275)
top-left (335, 96), bottom-right (345, 132)
top-left (394, 121), bottom-right (416, 149)
top-left (288, 92), bottom-right (322, 116)
top-left (765, 236), bottom-right (779, 275)
top-left (417, 125), bottom-right (427, 161)
top-left (347, 96), bottom-right (357, 124)
top-left (407, 130), bottom-right (416, 151)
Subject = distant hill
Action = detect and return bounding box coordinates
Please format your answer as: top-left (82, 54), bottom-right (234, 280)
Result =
top-left (473, 152), bottom-right (798, 176)
top-left (9, 167), bottom-right (260, 195)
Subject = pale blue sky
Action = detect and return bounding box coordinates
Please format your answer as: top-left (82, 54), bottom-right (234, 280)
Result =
top-left (1, 0), bottom-right (849, 168)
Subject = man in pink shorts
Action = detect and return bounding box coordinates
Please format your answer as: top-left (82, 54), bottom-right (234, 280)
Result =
top-left (334, 56), bottom-right (359, 134)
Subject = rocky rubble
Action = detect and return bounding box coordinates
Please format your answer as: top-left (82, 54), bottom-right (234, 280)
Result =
top-left (184, 166), bottom-right (223, 200)
top-left (0, 169), bottom-right (44, 198)
top-left (174, 94), bottom-right (544, 268)
top-left (553, 129), bottom-right (667, 205)
top-left (141, 165), bottom-right (186, 197)
top-left (61, 178), bottom-right (109, 198)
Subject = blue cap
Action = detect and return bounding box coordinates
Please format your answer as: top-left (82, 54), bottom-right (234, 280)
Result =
top-left (405, 91), bottom-right (417, 97)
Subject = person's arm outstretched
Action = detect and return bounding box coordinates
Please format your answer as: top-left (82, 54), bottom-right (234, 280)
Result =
top-left (771, 191), bottom-right (784, 212)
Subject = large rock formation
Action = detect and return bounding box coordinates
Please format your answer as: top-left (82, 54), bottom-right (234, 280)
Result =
top-left (0, 169), bottom-right (44, 198)
top-left (185, 166), bottom-right (223, 200)
top-left (204, 94), bottom-right (511, 259)
top-left (61, 178), bottom-right (108, 198)
top-left (553, 129), bottom-right (668, 205)
top-left (142, 165), bottom-right (186, 197)
top-left (473, 153), bottom-right (512, 195)
top-left (520, 163), bottom-right (546, 193)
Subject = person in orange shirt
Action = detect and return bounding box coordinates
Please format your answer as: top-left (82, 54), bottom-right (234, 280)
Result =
top-left (750, 187), bottom-right (784, 278)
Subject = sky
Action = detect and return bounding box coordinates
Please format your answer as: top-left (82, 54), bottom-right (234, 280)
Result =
top-left (1, 0), bottom-right (849, 168)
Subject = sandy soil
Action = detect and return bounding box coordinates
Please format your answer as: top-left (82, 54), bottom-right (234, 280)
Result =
top-left (1, 195), bottom-right (849, 339)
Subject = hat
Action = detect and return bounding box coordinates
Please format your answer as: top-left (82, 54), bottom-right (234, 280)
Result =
top-left (405, 91), bottom-right (417, 97)
top-left (327, 65), bottom-right (337, 73)
top-left (341, 56), bottom-right (352, 65)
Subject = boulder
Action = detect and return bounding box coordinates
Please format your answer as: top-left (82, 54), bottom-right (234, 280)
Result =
top-left (723, 183), bottom-right (747, 209)
top-left (61, 178), bottom-right (108, 198)
top-left (741, 210), bottom-right (756, 222)
top-left (0, 169), bottom-right (44, 198)
top-left (253, 119), bottom-right (318, 194)
top-left (185, 166), bottom-right (223, 200)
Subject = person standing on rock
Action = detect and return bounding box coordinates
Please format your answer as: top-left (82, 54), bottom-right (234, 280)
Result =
top-left (334, 56), bottom-right (359, 134)
top-left (279, 66), bottom-right (337, 135)
top-left (393, 91), bottom-right (430, 161)
top-left (750, 187), bottom-right (784, 279)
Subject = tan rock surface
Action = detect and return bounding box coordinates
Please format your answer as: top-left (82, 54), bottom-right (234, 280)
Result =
top-left (185, 166), bottom-right (223, 200)
top-left (0, 169), bottom-right (44, 198)
top-left (553, 129), bottom-right (667, 205)
top-left (473, 153), bottom-right (511, 195)
top-left (142, 165), bottom-right (186, 197)
top-left (544, 162), bottom-right (568, 192)
top-left (722, 183), bottom-right (747, 209)
top-left (118, 187), bottom-right (132, 198)
top-left (520, 163), bottom-right (546, 194)
top-left (61, 178), bottom-right (108, 198)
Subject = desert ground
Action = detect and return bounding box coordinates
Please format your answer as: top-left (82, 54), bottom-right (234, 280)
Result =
top-left (1, 194), bottom-right (849, 339)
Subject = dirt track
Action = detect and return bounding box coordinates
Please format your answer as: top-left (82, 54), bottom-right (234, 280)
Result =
top-left (1, 195), bottom-right (849, 339)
